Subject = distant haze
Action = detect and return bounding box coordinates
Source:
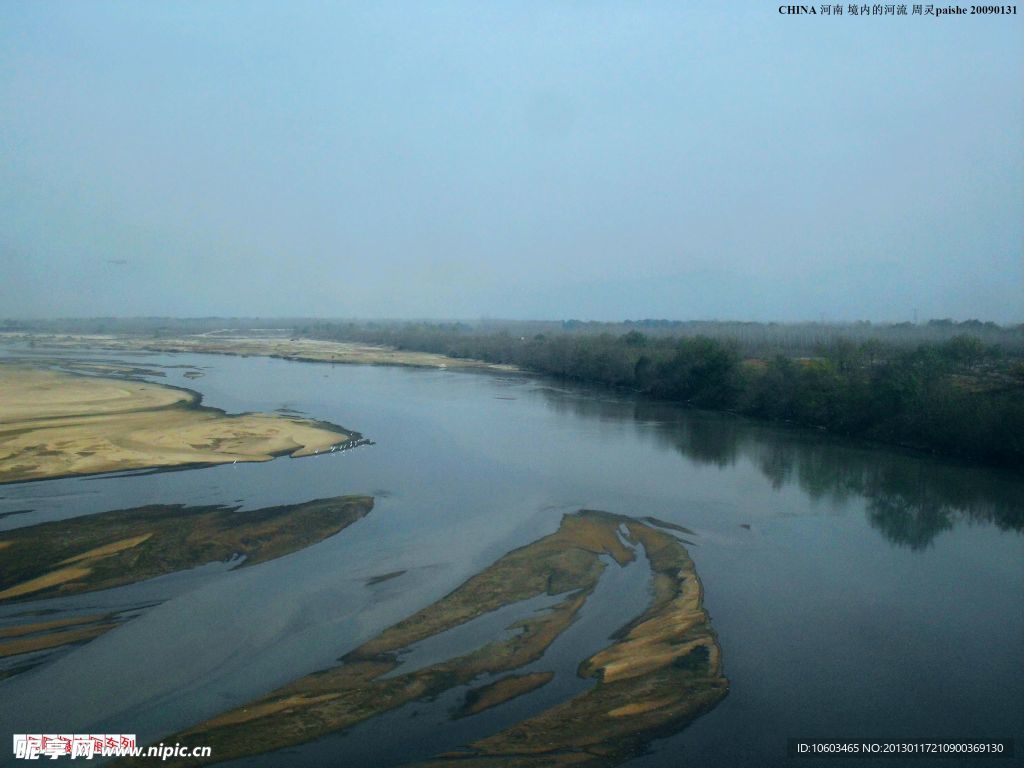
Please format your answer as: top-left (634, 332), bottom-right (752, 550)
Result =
top-left (2, 2), bottom-right (1021, 322)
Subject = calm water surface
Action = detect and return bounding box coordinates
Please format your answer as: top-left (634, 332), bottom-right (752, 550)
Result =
top-left (0, 349), bottom-right (1021, 767)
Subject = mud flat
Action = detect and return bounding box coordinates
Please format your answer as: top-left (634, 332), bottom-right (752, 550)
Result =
top-left (1, 332), bottom-right (517, 372)
top-left (143, 510), bottom-right (727, 768)
top-left (0, 614), bottom-right (118, 674)
top-left (0, 495), bottom-right (373, 673)
top-left (0, 363), bottom-right (358, 483)
top-left (0, 495), bottom-right (374, 603)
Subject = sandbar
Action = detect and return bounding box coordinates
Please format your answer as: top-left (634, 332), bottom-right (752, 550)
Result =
top-left (142, 510), bottom-right (727, 768)
top-left (0, 363), bottom-right (356, 483)
top-left (1, 332), bottom-right (517, 372)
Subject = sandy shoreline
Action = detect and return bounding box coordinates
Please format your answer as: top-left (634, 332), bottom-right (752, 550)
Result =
top-left (0, 363), bottom-right (357, 484)
top-left (0, 332), bottom-right (518, 373)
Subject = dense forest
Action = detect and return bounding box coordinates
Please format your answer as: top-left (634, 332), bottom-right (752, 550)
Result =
top-left (302, 320), bottom-right (1024, 470)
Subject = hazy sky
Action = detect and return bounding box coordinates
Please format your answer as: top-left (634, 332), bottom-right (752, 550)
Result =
top-left (2, 2), bottom-right (1021, 322)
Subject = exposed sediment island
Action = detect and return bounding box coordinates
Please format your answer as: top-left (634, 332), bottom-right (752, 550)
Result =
top-left (1, 332), bottom-right (517, 372)
top-left (145, 510), bottom-right (727, 767)
top-left (0, 495), bottom-right (374, 603)
top-left (0, 363), bottom-right (359, 483)
top-left (0, 495), bottom-right (374, 672)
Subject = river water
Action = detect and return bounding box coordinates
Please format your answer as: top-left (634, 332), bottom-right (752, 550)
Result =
top-left (0, 349), bottom-right (1021, 767)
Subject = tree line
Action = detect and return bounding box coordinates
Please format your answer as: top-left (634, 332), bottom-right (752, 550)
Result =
top-left (302, 321), bottom-right (1024, 470)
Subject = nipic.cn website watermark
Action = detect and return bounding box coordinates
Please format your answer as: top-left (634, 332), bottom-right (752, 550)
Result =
top-left (13, 734), bottom-right (212, 761)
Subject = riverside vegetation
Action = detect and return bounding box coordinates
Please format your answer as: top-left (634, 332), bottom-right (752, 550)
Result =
top-left (302, 321), bottom-right (1024, 469)
top-left (4, 317), bottom-right (1020, 468)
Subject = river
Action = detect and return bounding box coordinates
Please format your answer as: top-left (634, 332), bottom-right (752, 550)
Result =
top-left (0, 348), bottom-right (1021, 767)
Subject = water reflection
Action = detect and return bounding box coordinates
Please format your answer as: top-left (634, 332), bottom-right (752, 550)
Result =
top-left (536, 387), bottom-right (1023, 550)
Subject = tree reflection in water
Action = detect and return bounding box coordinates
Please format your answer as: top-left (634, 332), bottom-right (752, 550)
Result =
top-left (536, 387), bottom-right (1023, 550)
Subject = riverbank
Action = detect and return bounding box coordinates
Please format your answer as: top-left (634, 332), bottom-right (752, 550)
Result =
top-left (0, 363), bottom-right (357, 483)
top-left (0, 332), bottom-right (518, 373)
top-left (303, 323), bottom-right (1024, 470)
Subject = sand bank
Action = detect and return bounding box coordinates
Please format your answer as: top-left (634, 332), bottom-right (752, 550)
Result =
top-left (0, 495), bottom-right (374, 603)
top-left (0, 364), bottom-right (356, 483)
top-left (144, 510), bottom-right (726, 768)
top-left (1, 332), bottom-right (517, 372)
